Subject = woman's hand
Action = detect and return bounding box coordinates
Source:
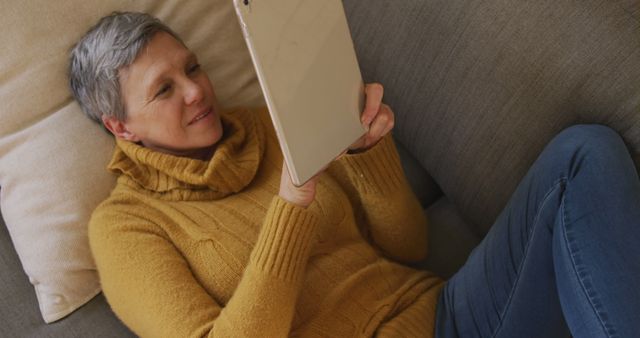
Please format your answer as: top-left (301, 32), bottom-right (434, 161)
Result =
top-left (278, 160), bottom-right (322, 208)
top-left (348, 83), bottom-right (395, 154)
top-left (279, 83), bottom-right (393, 206)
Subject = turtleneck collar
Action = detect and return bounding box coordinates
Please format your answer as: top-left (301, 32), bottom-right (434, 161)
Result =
top-left (107, 107), bottom-right (265, 201)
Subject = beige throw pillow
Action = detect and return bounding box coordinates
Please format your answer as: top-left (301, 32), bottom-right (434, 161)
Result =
top-left (0, 0), bottom-right (262, 323)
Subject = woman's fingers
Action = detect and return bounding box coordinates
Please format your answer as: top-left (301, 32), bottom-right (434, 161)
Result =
top-left (362, 83), bottom-right (384, 127)
top-left (366, 104), bottom-right (394, 142)
top-left (380, 103), bottom-right (394, 135)
top-left (347, 83), bottom-right (395, 153)
top-left (279, 160), bottom-right (319, 207)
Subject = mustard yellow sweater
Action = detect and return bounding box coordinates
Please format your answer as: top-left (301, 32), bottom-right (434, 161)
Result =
top-left (89, 107), bottom-right (443, 338)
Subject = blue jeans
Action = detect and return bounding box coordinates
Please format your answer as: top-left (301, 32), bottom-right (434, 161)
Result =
top-left (435, 125), bottom-right (640, 338)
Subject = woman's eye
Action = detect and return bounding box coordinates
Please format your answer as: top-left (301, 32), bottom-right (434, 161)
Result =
top-left (188, 63), bottom-right (201, 74)
top-left (155, 84), bottom-right (171, 98)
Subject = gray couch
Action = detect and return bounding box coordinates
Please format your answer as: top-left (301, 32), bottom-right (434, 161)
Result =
top-left (2, 0), bottom-right (639, 336)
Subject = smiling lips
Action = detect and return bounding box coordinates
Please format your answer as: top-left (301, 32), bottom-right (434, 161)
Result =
top-left (188, 108), bottom-right (212, 125)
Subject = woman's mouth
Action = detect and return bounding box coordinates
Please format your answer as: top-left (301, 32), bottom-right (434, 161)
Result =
top-left (188, 108), bottom-right (212, 125)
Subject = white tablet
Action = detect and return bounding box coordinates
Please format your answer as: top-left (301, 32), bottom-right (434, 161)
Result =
top-left (233, 0), bottom-right (367, 186)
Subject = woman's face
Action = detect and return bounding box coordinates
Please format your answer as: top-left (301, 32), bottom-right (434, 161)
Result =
top-left (102, 32), bottom-right (223, 160)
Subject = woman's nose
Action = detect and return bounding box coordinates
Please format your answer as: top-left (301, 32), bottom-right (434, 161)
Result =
top-left (183, 78), bottom-right (204, 106)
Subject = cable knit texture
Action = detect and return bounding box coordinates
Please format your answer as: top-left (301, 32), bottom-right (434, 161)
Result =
top-left (89, 107), bottom-right (444, 338)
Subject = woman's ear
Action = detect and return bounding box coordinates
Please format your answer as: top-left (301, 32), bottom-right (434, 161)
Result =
top-left (101, 115), bottom-right (140, 142)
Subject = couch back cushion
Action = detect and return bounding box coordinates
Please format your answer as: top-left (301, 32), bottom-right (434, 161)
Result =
top-left (344, 0), bottom-right (640, 234)
top-left (0, 0), bottom-right (262, 323)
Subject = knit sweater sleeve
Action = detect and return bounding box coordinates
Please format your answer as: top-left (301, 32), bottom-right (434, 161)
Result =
top-left (89, 195), bottom-right (318, 338)
top-left (327, 132), bottom-right (428, 263)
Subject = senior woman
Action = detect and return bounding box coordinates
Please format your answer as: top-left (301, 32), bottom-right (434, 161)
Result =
top-left (70, 11), bottom-right (640, 338)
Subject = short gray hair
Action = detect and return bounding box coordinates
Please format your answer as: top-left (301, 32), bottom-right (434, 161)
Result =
top-left (69, 12), bottom-right (183, 123)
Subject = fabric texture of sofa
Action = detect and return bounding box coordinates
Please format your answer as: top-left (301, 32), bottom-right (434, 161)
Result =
top-left (1, 0), bottom-right (639, 336)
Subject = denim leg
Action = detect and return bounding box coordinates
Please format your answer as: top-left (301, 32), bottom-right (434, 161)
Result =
top-left (551, 126), bottom-right (640, 337)
top-left (435, 125), bottom-right (640, 338)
